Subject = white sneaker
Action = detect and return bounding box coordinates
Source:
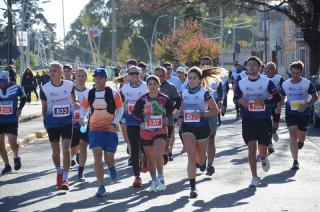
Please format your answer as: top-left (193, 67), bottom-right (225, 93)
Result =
top-left (148, 180), bottom-right (157, 192)
top-left (157, 177), bottom-right (167, 191)
top-left (249, 177), bottom-right (260, 187)
top-left (261, 158), bottom-right (270, 172)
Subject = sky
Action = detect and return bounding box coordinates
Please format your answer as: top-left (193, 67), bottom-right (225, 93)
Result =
top-left (0, 0), bottom-right (90, 40)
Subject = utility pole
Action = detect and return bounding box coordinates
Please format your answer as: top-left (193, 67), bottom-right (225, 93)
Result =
top-left (173, 17), bottom-right (176, 41)
top-left (62, 0), bottom-right (66, 59)
top-left (7, 0), bottom-right (13, 65)
top-left (111, 0), bottom-right (117, 66)
top-left (264, 7), bottom-right (268, 63)
top-left (220, 6), bottom-right (223, 66)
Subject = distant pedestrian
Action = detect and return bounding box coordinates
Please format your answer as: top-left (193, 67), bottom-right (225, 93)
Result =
top-left (21, 67), bottom-right (37, 103)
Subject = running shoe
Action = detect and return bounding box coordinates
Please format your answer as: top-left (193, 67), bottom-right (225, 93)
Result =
top-left (77, 169), bottom-right (85, 181)
top-left (96, 185), bottom-right (106, 197)
top-left (148, 180), bottom-right (158, 192)
top-left (298, 141), bottom-right (304, 150)
top-left (291, 160), bottom-right (299, 170)
top-left (14, 157), bottom-right (21, 170)
top-left (157, 176), bottom-right (167, 191)
top-left (268, 145), bottom-right (275, 156)
top-left (261, 158), bottom-right (270, 172)
top-left (206, 165), bottom-right (215, 176)
top-left (272, 130), bottom-right (279, 142)
top-left (56, 173), bottom-right (63, 189)
top-left (60, 180), bottom-right (69, 190)
top-left (249, 177), bottom-right (260, 187)
top-left (168, 152), bottom-right (173, 161)
top-left (190, 188), bottom-right (198, 198)
top-left (133, 176), bottom-right (142, 188)
top-left (1, 164), bottom-right (12, 175)
top-left (109, 167), bottom-right (117, 181)
top-left (71, 159), bottom-right (76, 167)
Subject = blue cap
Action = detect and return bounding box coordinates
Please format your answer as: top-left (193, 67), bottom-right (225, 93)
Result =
top-left (93, 68), bottom-right (107, 78)
top-left (0, 70), bottom-right (9, 83)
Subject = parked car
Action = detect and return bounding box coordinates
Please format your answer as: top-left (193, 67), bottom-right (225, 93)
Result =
top-left (309, 75), bottom-right (320, 128)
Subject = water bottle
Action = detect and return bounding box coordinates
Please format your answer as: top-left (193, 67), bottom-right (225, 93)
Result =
top-left (80, 117), bottom-right (88, 133)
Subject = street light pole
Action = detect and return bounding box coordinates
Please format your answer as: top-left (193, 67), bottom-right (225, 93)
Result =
top-left (150, 14), bottom-right (167, 66)
top-left (62, 0), bottom-right (66, 59)
top-left (138, 36), bottom-right (152, 72)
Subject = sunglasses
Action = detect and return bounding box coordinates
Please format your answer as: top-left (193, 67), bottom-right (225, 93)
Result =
top-left (128, 72), bottom-right (140, 76)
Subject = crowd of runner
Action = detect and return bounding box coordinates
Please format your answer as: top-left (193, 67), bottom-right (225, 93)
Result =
top-left (0, 56), bottom-right (318, 198)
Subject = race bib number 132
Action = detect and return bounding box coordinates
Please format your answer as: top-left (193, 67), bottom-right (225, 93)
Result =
top-left (53, 105), bottom-right (70, 117)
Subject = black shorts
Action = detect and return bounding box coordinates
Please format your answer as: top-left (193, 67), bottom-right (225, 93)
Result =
top-left (181, 123), bottom-right (210, 141)
top-left (167, 126), bottom-right (174, 139)
top-left (47, 124), bottom-right (73, 142)
top-left (285, 113), bottom-right (309, 131)
top-left (0, 122), bottom-right (18, 136)
top-left (242, 117), bottom-right (272, 146)
top-left (71, 126), bottom-right (89, 147)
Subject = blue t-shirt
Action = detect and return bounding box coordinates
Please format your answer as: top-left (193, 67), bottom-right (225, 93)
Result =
top-left (168, 75), bottom-right (182, 93)
top-left (0, 82), bottom-right (25, 124)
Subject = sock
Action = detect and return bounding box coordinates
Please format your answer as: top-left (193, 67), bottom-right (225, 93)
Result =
top-left (63, 171), bottom-right (68, 181)
top-left (189, 179), bottom-right (196, 190)
top-left (56, 166), bottom-right (62, 174)
top-left (208, 163), bottom-right (213, 167)
top-left (78, 166), bottom-right (84, 172)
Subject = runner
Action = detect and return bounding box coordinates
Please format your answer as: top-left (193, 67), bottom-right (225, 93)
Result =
top-left (86, 68), bottom-right (123, 196)
top-left (120, 66), bottom-right (148, 187)
top-left (171, 58), bottom-right (181, 77)
top-left (221, 70), bottom-right (230, 117)
top-left (70, 69), bottom-right (90, 180)
top-left (176, 66), bottom-right (189, 91)
top-left (265, 62), bottom-right (284, 155)
top-left (154, 67), bottom-right (181, 162)
top-left (63, 64), bottom-right (74, 81)
top-left (132, 76), bottom-right (173, 192)
top-left (234, 56), bottom-right (281, 187)
top-left (163, 62), bottom-right (182, 93)
top-left (138, 62), bottom-right (149, 81)
top-left (230, 61), bottom-right (243, 119)
top-left (200, 56), bottom-right (213, 66)
top-left (40, 62), bottom-right (80, 190)
top-left (178, 66), bottom-right (219, 198)
top-left (277, 61), bottom-right (318, 170)
top-left (201, 66), bottom-right (224, 176)
top-left (0, 70), bottom-right (26, 175)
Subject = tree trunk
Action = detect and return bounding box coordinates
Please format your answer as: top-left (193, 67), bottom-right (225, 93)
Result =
top-left (303, 29), bottom-right (320, 76)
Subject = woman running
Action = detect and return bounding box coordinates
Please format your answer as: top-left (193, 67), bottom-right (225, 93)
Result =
top-left (132, 76), bottom-right (173, 192)
top-left (178, 67), bottom-right (219, 198)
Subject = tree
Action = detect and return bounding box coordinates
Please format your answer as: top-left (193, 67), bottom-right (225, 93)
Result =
top-left (155, 20), bottom-right (220, 65)
top-left (121, 0), bottom-right (320, 75)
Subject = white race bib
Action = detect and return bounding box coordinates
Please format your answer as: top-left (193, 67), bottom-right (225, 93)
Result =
top-left (145, 116), bottom-right (162, 129)
top-left (184, 110), bottom-right (200, 122)
top-left (128, 103), bottom-right (135, 115)
top-left (0, 102), bottom-right (13, 115)
top-left (290, 100), bottom-right (305, 111)
top-left (248, 101), bottom-right (265, 112)
top-left (53, 105), bottom-right (70, 117)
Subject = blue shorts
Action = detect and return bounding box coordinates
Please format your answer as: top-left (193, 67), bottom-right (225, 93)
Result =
top-left (89, 131), bottom-right (119, 153)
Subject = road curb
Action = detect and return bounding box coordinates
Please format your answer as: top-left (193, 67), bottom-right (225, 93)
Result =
top-left (5, 130), bottom-right (47, 152)
top-left (19, 113), bottom-right (42, 123)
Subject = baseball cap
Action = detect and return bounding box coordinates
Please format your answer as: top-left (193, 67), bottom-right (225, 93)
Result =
top-left (0, 70), bottom-right (9, 83)
top-left (162, 62), bottom-right (173, 69)
top-left (93, 68), bottom-right (108, 78)
top-left (176, 66), bottom-right (187, 74)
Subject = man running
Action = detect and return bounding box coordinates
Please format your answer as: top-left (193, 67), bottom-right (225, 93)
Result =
top-left (63, 64), bottom-right (74, 81)
top-left (40, 62), bottom-right (80, 190)
top-left (154, 67), bottom-right (181, 162)
top-left (86, 68), bottom-right (123, 196)
top-left (0, 70), bottom-right (26, 175)
top-left (234, 56), bottom-right (281, 187)
top-left (230, 61), bottom-right (243, 119)
top-left (277, 61), bottom-right (318, 170)
top-left (264, 62), bottom-right (284, 154)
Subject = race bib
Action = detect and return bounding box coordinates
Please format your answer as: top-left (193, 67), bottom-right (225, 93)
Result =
top-left (145, 116), bottom-right (162, 129)
top-left (128, 103), bottom-right (135, 115)
top-left (248, 101), bottom-right (265, 112)
top-left (184, 110), bottom-right (200, 122)
top-left (0, 102), bottom-right (13, 115)
top-left (290, 100), bottom-right (305, 111)
top-left (53, 105), bottom-right (70, 117)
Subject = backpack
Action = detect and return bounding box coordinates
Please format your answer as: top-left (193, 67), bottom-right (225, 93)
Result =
top-left (87, 87), bottom-right (116, 114)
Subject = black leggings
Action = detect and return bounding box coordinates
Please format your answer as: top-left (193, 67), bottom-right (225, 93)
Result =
top-left (24, 87), bottom-right (33, 103)
top-left (127, 125), bottom-right (143, 177)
